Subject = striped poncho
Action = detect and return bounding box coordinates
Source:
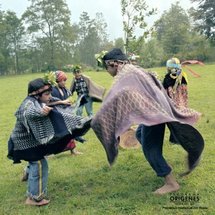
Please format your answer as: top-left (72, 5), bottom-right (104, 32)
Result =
top-left (8, 96), bottom-right (91, 163)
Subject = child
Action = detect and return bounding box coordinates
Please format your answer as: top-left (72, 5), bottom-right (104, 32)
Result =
top-left (8, 78), bottom-right (91, 206)
top-left (163, 57), bottom-right (188, 107)
top-left (163, 58), bottom-right (188, 143)
top-left (70, 65), bottom-right (105, 117)
top-left (51, 70), bottom-right (83, 155)
top-left (21, 71), bottom-right (85, 182)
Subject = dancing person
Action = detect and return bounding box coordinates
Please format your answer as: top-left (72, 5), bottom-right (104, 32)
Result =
top-left (91, 48), bottom-right (204, 195)
top-left (8, 78), bottom-right (91, 206)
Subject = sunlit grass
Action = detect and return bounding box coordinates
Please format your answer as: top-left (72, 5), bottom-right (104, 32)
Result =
top-left (0, 65), bottom-right (214, 214)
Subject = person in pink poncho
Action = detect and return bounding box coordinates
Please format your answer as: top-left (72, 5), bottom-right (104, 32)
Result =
top-left (91, 48), bottom-right (204, 195)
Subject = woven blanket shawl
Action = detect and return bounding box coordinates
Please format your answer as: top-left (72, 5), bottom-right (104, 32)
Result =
top-left (8, 96), bottom-right (91, 163)
top-left (71, 75), bottom-right (106, 102)
top-left (91, 64), bottom-right (203, 167)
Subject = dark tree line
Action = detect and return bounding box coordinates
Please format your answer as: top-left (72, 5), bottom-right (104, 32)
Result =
top-left (0, 0), bottom-right (215, 75)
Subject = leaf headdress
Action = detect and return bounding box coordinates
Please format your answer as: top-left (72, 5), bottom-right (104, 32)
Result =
top-left (95, 50), bottom-right (108, 68)
top-left (43, 71), bottom-right (57, 86)
top-left (72, 65), bottom-right (82, 73)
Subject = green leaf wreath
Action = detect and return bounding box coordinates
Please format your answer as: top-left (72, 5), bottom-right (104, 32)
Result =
top-left (43, 71), bottom-right (57, 86)
top-left (72, 65), bottom-right (82, 73)
top-left (95, 50), bottom-right (108, 68)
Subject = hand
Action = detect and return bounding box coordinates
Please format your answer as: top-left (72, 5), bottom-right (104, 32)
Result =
top-left (61, 99), bottom-right (72, 105)
top-left (42, 105), bottom-right (53, 115)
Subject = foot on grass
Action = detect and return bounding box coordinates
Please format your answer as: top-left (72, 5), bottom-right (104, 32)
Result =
top-left (25, 197), bottom-right (50, 206)
top-left (153, 182), bottom-right (180, 195)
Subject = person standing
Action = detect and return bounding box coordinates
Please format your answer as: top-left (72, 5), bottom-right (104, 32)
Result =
top-left (163, 58), bottom-right (188, 143)
top-left (163, 57), bottom-right (188, 108)
top-left (70, 65), bottom-right (105, 117)
top-left (20, 71), bottom-right (84, 182)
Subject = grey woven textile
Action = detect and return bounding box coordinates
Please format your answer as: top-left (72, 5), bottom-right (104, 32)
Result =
top-left (8, 96), bottom-right (91, 163)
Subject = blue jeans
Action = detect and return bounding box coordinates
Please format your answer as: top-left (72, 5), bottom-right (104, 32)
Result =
top-left (27, 158), bottom-right (48, 201)
top-left (136, 124), bottom-right (171, 177)
top-left (76, 95), bottom-right (93, 117)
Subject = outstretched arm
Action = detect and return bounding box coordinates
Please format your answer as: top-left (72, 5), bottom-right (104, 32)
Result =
top-left (48, 99), bottom-right (72, 107)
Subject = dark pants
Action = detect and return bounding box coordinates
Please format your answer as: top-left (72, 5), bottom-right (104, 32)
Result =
top-left (136, 124), bottom-right (171, 177)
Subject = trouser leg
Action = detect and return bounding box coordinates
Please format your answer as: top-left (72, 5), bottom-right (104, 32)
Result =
top-left (85, 96), bottom-right (93, 117)
top-left (27, 158), bottom-right (48, 201)
top-left (136, 124), bottom-right (171, 177)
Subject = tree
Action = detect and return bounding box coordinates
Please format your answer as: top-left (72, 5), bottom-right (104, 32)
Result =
top-left (121, 0), bottom-right (156, 53)
top-left (0, 10), bottom-right (25, 75)
top-left (94, 12), bottom-right (109, 48)
top-left (0, 10), bottom-right (9, 75)
top-left (74, 12), bottom-right (109, 67)
top-left (4, 11), bottom-right (25, 74)
top-left (22, 0), bottom-right (73, 70)
top-left (190, 0), bottom-right (215, 44)
top-left (114, 38), bottom-right (124, 50)
top-left (154, 2), bottom-right (191, 59)
top-left (154, 2), bottom-right (211, 62)
top-left (139, 39), bottom-right (164, 68)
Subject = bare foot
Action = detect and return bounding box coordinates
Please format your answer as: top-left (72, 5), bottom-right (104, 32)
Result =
top-left (25, 197), bottom-right (50, 206)
top-left (153, 173), bottom-right (180, 195)
top-left (153, 183), bottom-right (180, 195)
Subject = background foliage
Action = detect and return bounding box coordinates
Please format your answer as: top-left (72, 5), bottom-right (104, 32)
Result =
top-left (0, 0), bottom-right (215, 75)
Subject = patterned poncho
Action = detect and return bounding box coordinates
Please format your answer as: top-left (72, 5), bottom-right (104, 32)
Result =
top-left (163, 72), bottom-right (188, 107)
top-left (8, 96), bottom-right (91, 163)
top-left (91, 64), bottom-right (204, 174)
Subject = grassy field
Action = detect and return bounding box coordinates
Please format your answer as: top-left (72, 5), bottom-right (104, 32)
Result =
top-left (0, 65), bottom-right (214, 215)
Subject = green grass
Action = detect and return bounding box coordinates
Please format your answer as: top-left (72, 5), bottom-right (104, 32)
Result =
top-left (0, 65), bottom-right (214, 215)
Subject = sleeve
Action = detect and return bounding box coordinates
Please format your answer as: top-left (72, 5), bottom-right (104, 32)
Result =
top-left (163, 73), bottom-right (175, 89)
top-left (24, 100), bottom-right (45, 119)
top-left (51, 87), bottom-right (59, 98)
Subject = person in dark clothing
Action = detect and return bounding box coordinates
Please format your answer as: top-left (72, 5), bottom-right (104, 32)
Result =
top-left (163, 57), bottom-right (188, 108)
top-left (163, 58), bottom-right (188, 143)
top-left (51, 70), bottom-right (84, 155)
